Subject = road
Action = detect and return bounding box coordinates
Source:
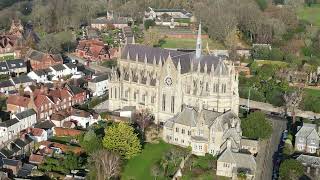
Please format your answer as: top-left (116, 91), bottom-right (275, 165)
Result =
top-left (240, 98), bottom-right (320, 119)
top-left (67, 53), bottom-right (112, 73)
top-left (255, 115), bottom-right (287, 180)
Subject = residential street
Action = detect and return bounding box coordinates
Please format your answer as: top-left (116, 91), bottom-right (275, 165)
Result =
top-left (255, 115), bottom-right (287, 180)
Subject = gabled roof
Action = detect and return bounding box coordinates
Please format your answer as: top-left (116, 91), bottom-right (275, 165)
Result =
top-left (14, 109), bottom-right (36, 120)
top-left (121, 44), bottom-right (225, 74)
top-left (13, 138), bottom-right (28, 148)
top-left (90, 73), bottom-right (109, 83)
top-left (2, 158), bottom-right (20, 166)
top-left (7, 95), bottom-right (30, 107)
top-left (11, 75), bottom-right (34, 84)
top-left (0, 80), bottom-right (14, 88)
top-left (51, 64), bottom-right (66, 71)
top-left (34, 120), bottom-right (55, 129)
top-left (6, 59), bottom-right (26, 69)
top-left (67, 84), bottom-right (85, 95)
top-left (64, 63), bottom-right (77, 69)
top-left (29, 154), bottom-right (44, 164)
top-left (296, 123), bottom-right (320, 140)
top-left (0, 118), bottom-right (20, 128)
top-left (297, 154), bottom-right (320, 167)
top-left (218, 148), bottom-right (256, 173)
top-left (27, 49), bottom-right (63, 63)
top-left (0, 148), bottom-right (14, 158)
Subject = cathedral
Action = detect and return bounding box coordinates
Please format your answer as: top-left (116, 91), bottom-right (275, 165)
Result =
top-left (108, 24), bottom-right (239, 124)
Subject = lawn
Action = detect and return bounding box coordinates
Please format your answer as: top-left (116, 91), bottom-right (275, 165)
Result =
top-left (304, 88), bottom-right (320, 97)
top-left (49, 136), bottom-right (76, 144)
top-left (254, 60), bottom-right (288, 67)
top-left (121, 141), bottom-right (175, 180)
top-left (161, 37), bottom-right (225, 49)
top-left (181, 154), bottom-right (230, 180)
top-left (297, 4), bottom-right (320, 26)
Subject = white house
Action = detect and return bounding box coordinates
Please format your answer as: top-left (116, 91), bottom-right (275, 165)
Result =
top-left (216, 141), bottom-right (256, 179)
top-left (0, 118), bottom-right (22, 144)
top-left (12, 109), bottom-right (37, 129)
top-left (49, 64), bottom-right (68, 78)
top-left (63, 63), bottom-right (77, 75)
top-left (27, 70), bottom-right (49, 83)
top-left (0, 109), bottom-right (37, 144)
top-left (70, 109), bottom-right (100, 128)
top-left (88, 73), bottom-right (109, 97)
top-left (29, 128), bottom-right (47, 142)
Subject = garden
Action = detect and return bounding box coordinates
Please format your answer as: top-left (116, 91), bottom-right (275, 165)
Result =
top-left (122, 141), bottom-right (189, 180)
top-left (160, 37), bottom-right (224, 50)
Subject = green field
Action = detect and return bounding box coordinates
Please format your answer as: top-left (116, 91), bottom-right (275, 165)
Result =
top-left (254, 60), bottom-right (289, 67)
top-left (298, 4), bottom-right (320, 26)
top-left (161, 37), bottom-right (225, 49)
top-left (304, 88), bottom-right (320, 97)
top-left (121, 141), bottom-right (173, 180)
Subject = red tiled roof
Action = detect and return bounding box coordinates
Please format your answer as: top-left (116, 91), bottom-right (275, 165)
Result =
top-left (30, 128), bottom-right (45, 137)
top-left (29, 154), bottom-right (44, 164)
top-left (34, 94), bottom-right (54, 108)
top-left (7, 95), bottom-right (30, 107)
top-left (54, 127), bottom-right (82, 137)
top-left (39, 140), bottom-right (82, 154)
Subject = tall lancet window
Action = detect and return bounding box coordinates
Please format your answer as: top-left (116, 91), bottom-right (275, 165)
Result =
top-left (171, 96), bottom-right (175, 113)
top-left (162, 94), bottom-right (166, 111)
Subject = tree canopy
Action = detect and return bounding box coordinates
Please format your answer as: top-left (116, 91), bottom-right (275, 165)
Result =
top-left (102, 122), bottom-right (142, 159)
top-left (78, 129), bottom-right (103, 154)
top-left (241, 111), bottom-right (272, 139)
top-left (279, 159), bottom-right (304, 180)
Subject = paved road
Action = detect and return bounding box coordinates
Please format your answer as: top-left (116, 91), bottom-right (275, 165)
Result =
top-left (240, 98), bottom-right (320, 119)
top-left (255, 115), bottom-right (287, 180)
top-left (67, 53), bottom-right (112, 73)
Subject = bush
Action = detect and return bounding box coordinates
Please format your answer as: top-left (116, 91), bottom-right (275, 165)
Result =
top-left (241, 112), bottom-right (273, 139)
top-left (144, 19), bottom-right (156, 30)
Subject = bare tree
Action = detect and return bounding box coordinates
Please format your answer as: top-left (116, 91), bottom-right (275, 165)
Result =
top-left (88, 149), bottom-right (121, 180)
top-left (143, 28), bottom-right (163, 47)
top-left (134, 108), bottom-right (154, 134)
top-left (283, 88), bottom-right (303, 123)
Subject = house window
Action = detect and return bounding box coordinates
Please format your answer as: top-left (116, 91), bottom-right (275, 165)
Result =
top-left (134, 91), bottom-right (137, 100)
top-left (181, 139), bottom-right (184, 143)
top-left (182, 129), bottom-right (185, 134)
top-left (199, 145), bottom-right (203, 151)
top-left (223, 163), bottom-right (230, 168)
top-left (162, 94), bottom-right (166, 111)
top-left (171, 96), bottom-right (175, 113)
top-left (206, 82), bottom-right (209, 91)
top-left (151, 96), bottom-right (155, 104)
top-left (176, 127), bottom-right (179, 132)
top-left (188, 131), bottom-right (191, 136)
top-left (142, 94), bottom-right (146, 103)
top-left (174, 138), bottom-right (178, 142)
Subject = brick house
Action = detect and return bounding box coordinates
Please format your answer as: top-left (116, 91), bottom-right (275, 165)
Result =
top-left (75, 39), bottom-right (111, 61)
top-left (26, 49), bottom-right (63, 71)
top-left (7, 95), bottom-right (32, 113)
top-left (66, 84), bottom-right (87, 105)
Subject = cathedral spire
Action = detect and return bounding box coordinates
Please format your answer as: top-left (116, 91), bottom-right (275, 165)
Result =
top-left (195, 22), bottom-right (202, 59)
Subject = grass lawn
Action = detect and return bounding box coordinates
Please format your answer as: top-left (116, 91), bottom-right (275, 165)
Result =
top-left (297, 4), bottom-right (320, 26)
top-left (254, 60), bottom-right (288, 67)
top-left (161, 37), bottom-right (225, 49)
top-left (121, 141), bottom-right (173, 180)
top-left (49, 136), bottom-right (75, 144)
top-left (304, 88), bottom-right (320, 97)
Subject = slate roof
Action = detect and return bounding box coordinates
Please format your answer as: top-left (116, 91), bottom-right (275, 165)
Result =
top-left (14, 109), bottom-right (36, 120)
top-left (0, 149), bottom-right (14, 158)
top-left (0, 62), bottom-right (8, 72)
top-left (121, 44), bottom-right (227, 74)
top-left (13, 139), bottom-right (28, 148)
top-left (2, 158), bottom-right (20, 166)
top-left (51, 64), bottom-right (66, 71)
top-left (64, 63), bottom-right (77, 69)
top-left (0, 80), bottom-right (14, 88)
top-left (68, 84), bottom-right (85, 95)
top-left (0, 118), bottom-right (20, 127)
top-left (241, 139), bottom-right (259, 148)
top-left (218, 148), bottom-right (256, 174)
top-left (6, 59), bottom-right (26, 69)
top-left (34, 120), bottom-right (55, 129)
top-left (90, 73), bottom-right (109, 83)
top-left (296, 123), bottom-right (320, 140)
top-left (165, 106), bottom-right (223, 128)
top-left (11, 75), bottom-right (34, 84)
top-left (297, 154), bottom-right (320, 167)
top-left (33, 69), bottom-right (47, 77)
top-left (17, 163), bottom-right (35, 178)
